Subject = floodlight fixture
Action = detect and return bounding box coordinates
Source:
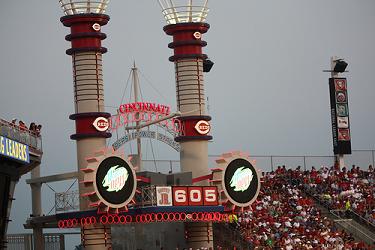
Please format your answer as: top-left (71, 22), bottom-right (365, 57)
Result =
top-left (157, 0), bottom-right (209, 24)
top-left (333, 59), bottom-right (348, 73)
top-left (59, 0), bottom-right (109, 15)
top-left (203, 59), bottom-right (214, 72)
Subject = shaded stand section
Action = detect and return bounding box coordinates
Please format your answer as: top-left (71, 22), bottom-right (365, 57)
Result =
top-left (0, 155), bottom-right (42, 248)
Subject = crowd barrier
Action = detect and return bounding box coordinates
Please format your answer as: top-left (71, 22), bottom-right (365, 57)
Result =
top-left (0, 119), bottom-right (42, 152)
top-left (6, 234), bottom-right (64, 250)
top-left (140, 151), bottom-right (375, 174)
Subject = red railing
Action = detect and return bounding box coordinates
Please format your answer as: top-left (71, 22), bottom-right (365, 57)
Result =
top-left (0, 119), bottom-right (42, 153)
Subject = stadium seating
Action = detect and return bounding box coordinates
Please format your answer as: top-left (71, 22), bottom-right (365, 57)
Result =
top-left (233, 168), bottom-right (374, 249)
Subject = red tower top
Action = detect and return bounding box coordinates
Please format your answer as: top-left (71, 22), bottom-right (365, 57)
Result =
top-left (59, 0), bottom-right (111, 140)
top-left (158, 0), bottom-right (212, 142)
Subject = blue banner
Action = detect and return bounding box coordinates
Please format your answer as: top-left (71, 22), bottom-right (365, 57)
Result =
top-left (0, 136), bottom-right (29, 163)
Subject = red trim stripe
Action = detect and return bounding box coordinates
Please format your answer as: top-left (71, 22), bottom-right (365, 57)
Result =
top-left (192, 174), bottom-right (213, 184)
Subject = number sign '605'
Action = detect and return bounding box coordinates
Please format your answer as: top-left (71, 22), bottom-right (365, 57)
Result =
top-left (172, 186), bottom-right (218, 206)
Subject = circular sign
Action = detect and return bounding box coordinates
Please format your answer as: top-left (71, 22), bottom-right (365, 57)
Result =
top-left (336, 92), bottom-right (347, 103)
top-left (95, 156), bottom-right (136, 207)
top-left (93, 117), bottom-right (109, 132)
top-left (92, 23), bottom-right (101, 31)
top-left (335, 80), bottom-right (346, 91)
top-left (193, 31), bottom-right (202, 39)
top-left (222, 158), bottom-right (260, 207)
top-left (195, 120), bottom-right (211, 135)
top-left (336, 104), bottom-right (348, 117)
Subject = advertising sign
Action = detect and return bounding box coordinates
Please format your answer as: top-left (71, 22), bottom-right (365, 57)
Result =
top-left (337, 117), bottom-right (349, 129)
top-left (222, 158), bottom-right (260, 207)
top-left (338, 129), bottom-right (350, 141)
top-left (0, 136), bottom-right (29, 163)
top-left (336, 104), bottom-right (348, 117)
top-left (95, 156), bottom-right (136, 207)
top-left (112, 130), bottom-right (180, 152)
top-left (329, 78), bottom-right (351, 154)
top-left (156, 186), bottom-right (173, 206)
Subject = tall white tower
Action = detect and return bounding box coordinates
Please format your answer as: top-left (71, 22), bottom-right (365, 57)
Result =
top-left (157, 1), bottom-right (214, 248)
top-left (58, 1), bottom-right (112, 249)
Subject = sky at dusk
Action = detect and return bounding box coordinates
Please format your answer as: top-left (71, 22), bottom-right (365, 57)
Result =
top-left (1, 0), bottom-right (374, 247)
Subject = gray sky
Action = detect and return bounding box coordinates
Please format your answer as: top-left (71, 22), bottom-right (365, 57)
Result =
top-left (1, 0), bottom-right (375, 245)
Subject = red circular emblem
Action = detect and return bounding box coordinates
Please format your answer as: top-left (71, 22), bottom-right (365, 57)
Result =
top-left (193, 32), bottom-right (202, 39)
top-left (92, 23), bottom-right (101, 31)
top-left (195, 120), bottom-right (211, 135)
top-left (93, 117), bottom-right (109, 132)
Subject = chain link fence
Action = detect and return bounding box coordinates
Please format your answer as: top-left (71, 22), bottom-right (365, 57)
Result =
top-left (141, 150), bottom-right (375, 174)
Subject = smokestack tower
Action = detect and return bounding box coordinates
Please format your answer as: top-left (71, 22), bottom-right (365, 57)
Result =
top-left (157, 0), bottom-right (214, 248)
top-left (58, 1), bottom-right (112, 248)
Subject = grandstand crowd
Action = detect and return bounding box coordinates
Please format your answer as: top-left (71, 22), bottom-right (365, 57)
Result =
top-left (234, 165), bottom-right (374, 249)
top-left (302, 165), bottom-right (374, 225)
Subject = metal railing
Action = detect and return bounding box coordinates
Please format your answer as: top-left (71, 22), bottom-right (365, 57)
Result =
top-left (329, 210), bottom-right (375, 246)
top-left (140, 150), bottom-right (375, 174)
top-left (0, 119), bottom-right (42, 153)
top-left (158, 1), bottom-right (209, 24)
top-left (59, 0), bottom-right (108, 15)
top-left (215, 223), bottom-right (253, 250)
top-left (347, 210), bottom-right (375, 232)
top-left (161, 7), bottom-right (209, 24)
top-left (136, 186), bottom-right (157, 207)
top-left (210, 151), bottom-right (375, 172)
top-left (55, 190), bottom-right (80, 213)
top-left (6, 233), bottom-right (64, 250)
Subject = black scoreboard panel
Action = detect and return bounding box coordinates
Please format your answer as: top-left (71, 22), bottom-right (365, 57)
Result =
top-left (329, 78), bottom-right (352, 155)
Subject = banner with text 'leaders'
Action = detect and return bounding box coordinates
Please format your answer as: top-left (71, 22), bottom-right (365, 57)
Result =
top-left (0, 136), bottom-right (29, 163)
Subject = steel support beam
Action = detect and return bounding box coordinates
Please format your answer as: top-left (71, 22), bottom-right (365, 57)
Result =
top-left (26, 171), bottom-right (79, 185)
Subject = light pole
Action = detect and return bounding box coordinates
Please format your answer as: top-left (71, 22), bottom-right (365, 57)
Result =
top-left (58, 1), bottom-right (112, 248)
top-left (157, 1), bottom-right (214, 248)
top-left (328, 56), bottom-right (351, 169)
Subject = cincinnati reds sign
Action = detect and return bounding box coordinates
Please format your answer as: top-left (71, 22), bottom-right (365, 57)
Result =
top-left (93, 117), bottom-right (109, 132)
top-left (109, 102), bottom-right (181, 133)
top-left (118, 102), bottom-right (170, 115)
top-left (195, 120), bottom-right (211, 135)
